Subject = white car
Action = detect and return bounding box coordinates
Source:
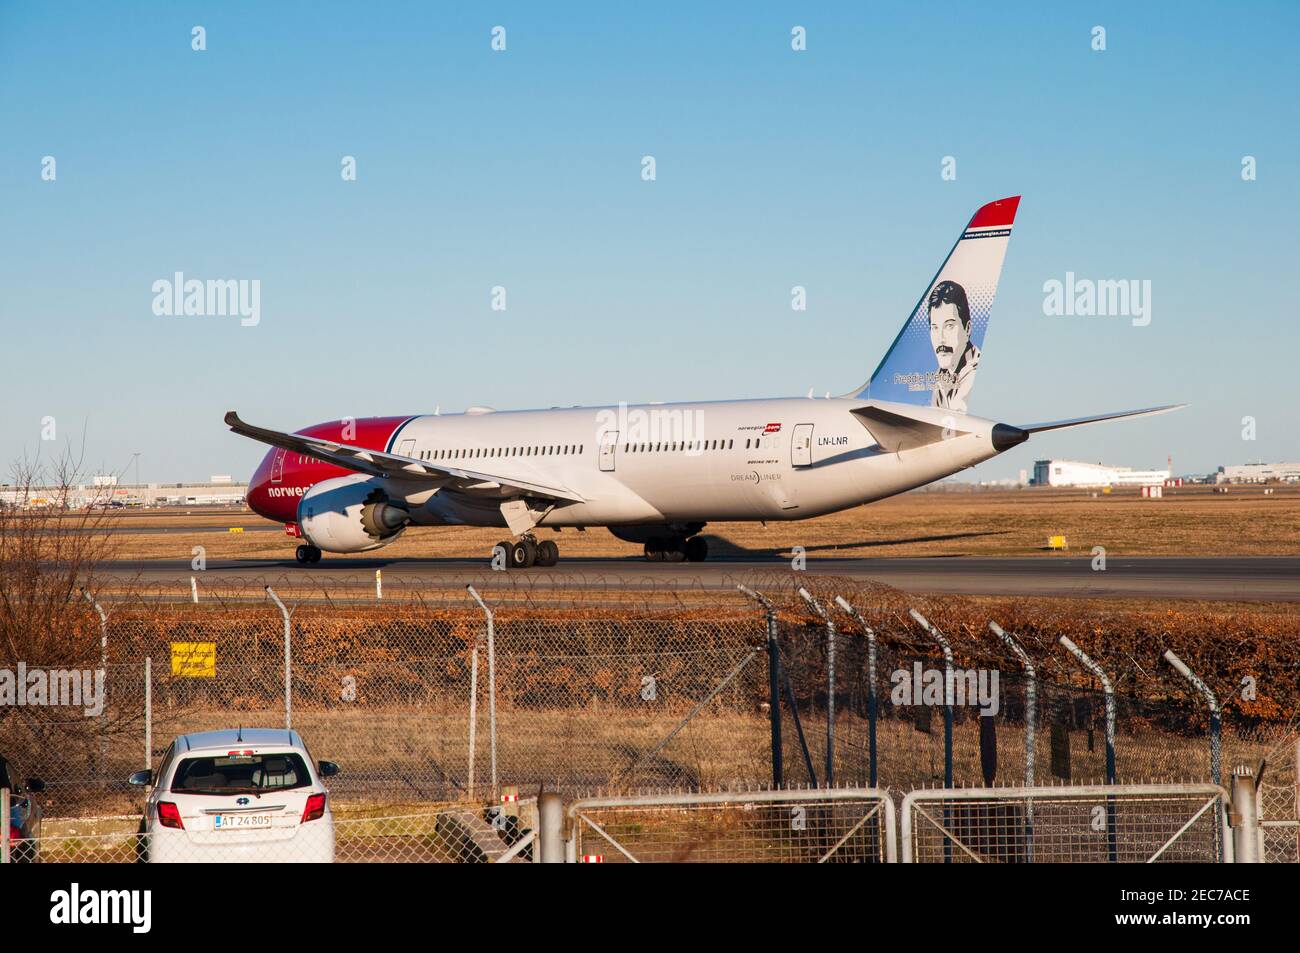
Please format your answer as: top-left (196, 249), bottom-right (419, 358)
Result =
top-left (130, 728), bottom-right (339, 863)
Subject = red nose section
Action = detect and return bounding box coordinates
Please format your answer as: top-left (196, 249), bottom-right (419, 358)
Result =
top-left (245, 416), bottom-right (416, 525)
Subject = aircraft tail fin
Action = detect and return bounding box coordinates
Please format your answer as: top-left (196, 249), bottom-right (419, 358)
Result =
top-left (850, 196), bottom-right (1020, 413)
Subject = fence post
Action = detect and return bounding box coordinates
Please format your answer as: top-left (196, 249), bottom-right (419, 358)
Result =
top-left (375, 569), bottom-right (383, 600)
top-left (988, 623), bottom-right (1036, 786)
top-left (909, 610), bottom-right (953, 790)
top-left (834, 596), bottom-right (877, 787)
top-left (144, 655), bottom-right (152, 772)
top-left (1161, 649), bottom-right (1222, 786)
top-left (737, 585), bottom-right (782, 788)
top-left (190, 576), bottom-right (199, 603)
top-left (265, 587), bottom-right (292, 730)
top-left (81, 588), bottom-right (109, 668)
top-left (468, 641), bottom-right (478, 800)
top-left (0, 786), bottom-right (9, 864)
top-left (910, 609), bottom-right (954, 863)
top-left (797, 589), bottom-right (836, 786)
top-left (0, 787), bottom-right (8, 864)
top-left (1230, 766), bottom-right (1259, 863)
top-left (538, 792), bottom-right (565, 863)
top-left (80, 588), bottom-right (110, 783)
top-left (989, 621), bottom-right (1035, 862)
top-left (1059, 637), bottom-right (1115, 782)
top-left (466, 586), bottom-right (498, 798)
top-left (1059, 635), bottom-right (1117, 861)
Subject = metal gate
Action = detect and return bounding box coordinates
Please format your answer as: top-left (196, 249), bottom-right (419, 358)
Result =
top-left (901, 784), bottom-right (1232, 863)
top-left (566, 788), bottom-right (896, 863)
top-left (1259, 737), bottom-right (1300, 862)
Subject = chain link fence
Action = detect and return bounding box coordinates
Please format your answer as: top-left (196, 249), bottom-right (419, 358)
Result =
top-left (19, 800), bottom-right (536, 864)
top-left (3, 577), bottom-right (1297, 867)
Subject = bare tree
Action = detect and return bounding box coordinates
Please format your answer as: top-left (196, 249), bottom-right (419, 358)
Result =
top-left (0, 450), bottom-right (130, 665)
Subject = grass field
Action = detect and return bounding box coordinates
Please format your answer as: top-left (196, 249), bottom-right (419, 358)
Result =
top-left (76, 483), bottom-right (1300, 561)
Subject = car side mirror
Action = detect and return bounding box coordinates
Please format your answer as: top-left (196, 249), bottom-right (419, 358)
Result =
top-left (128, 769), bottom-right (153, 786)
top-left (317, 761), bottom-right (339, 778)
top-left (24, 777), bottom-right (44, 793)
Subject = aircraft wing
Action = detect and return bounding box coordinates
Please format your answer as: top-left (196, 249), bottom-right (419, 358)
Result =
top-left (224, 411), bottom-right (586, 504)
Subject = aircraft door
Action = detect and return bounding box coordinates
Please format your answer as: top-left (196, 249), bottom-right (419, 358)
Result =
top-left (397, 438), bottom-right (416, 458)
top-left (271, 449), bottom-right (286, 483)
top-left (598, 431), bottom-right (618, 472)
top-left (791, 424), bottom-right (814, 467)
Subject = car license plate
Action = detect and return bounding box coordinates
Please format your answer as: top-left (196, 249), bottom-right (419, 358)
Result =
top-left (213, 813), bottom-right (273, 830)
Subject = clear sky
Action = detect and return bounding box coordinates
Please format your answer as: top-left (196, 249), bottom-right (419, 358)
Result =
top-left (2, 2), bottom-right (1296, 483)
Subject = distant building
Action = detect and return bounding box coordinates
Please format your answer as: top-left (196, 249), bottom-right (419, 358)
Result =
top-left (1217, 462), bottom-right (1300, 483)
top-left (0, 481), bottom-right (248, 508)
top-left (1032, 459), bottom-right (1171, 488)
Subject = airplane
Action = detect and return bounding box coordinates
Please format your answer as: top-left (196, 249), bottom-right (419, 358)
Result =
top-left (228, 196), bottom-right (1182, 568)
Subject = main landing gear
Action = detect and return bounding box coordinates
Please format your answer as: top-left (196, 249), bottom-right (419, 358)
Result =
top-left (644, 535), bottom-right (708, 562)
top-left (493, 534), bottom-right (559, 569)
top-left (295, 544), bottom-right (322, 565)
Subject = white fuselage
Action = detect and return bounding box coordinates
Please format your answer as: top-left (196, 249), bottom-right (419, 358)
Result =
top-left (378, 397), bottom-right (1002, 530)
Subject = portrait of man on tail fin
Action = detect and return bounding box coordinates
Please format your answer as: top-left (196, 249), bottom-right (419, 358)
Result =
top-left (928, 279), bottom-right (980, 413)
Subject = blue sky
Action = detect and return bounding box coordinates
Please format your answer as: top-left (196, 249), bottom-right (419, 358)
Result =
top-left (2, 1), bottom-right (1296, 482)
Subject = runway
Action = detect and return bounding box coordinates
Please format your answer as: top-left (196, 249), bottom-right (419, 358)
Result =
top-left (96, 555), bottom-right (1300, 602)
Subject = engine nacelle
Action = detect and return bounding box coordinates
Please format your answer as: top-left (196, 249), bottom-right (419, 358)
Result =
top-left (608, 522), bottom-right (704, 544)
top-left (297, 475), bottom-right (409, 553)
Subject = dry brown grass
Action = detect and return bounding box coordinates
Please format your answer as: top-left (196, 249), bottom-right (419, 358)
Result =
top-left (79, 484), bottom-right (1300, 561)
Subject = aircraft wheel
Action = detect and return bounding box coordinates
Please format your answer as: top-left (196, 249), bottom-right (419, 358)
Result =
top-left (684, 536), bottom-right (708, 562)
top-left (644, 539), bottom-right (664, 562)
top-left (663, 542), bottom-right (687, 563)
top-left (535, 539), bottom-right (559, 567)
top-left (509, 538), bottom-right (537, 569)
top-left (492, 541), bottom-right (512, 567)
top-left (296, 544), bottom-right (321, 565)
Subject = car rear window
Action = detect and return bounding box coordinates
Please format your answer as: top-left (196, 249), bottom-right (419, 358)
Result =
top-left (171, 752), bottom-right (312, 794)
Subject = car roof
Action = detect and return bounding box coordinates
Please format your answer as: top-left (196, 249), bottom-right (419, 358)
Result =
top-left (176, 728), bottom-right (302, 752)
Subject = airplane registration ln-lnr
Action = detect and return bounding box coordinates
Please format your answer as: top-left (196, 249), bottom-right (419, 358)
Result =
top-left (229, 196), bottom-right (1182, 568)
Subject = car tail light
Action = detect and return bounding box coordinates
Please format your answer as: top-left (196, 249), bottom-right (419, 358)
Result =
top-left (302, 793), bottom-right (327, 824)
top-left (157, 801), bottom-right (184, 830)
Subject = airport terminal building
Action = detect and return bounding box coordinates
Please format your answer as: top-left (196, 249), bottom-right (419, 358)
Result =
top-left (1217, 462), bottom-right (1300, 483)
top-left (1032, 459), bottom-right (1171, 488)
top-left (0, 476), bottom-right (248, 508)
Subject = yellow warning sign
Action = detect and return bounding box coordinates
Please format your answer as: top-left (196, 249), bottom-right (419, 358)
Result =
top-left (171, 642), bottom-right (216, 677)
top-left (1047, 535), bottom-right (1068, 551)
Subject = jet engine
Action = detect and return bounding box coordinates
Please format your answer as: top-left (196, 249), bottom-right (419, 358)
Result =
top-left (298, 475), bottom-right (409, 553)
top-left (608, 522), bottom-right (704, 544)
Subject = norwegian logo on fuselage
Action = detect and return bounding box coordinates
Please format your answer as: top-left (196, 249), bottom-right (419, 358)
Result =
top-left (266, 486), bottom-right (306, 498)
top-left (763, 422), bottom-right (782, 434)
